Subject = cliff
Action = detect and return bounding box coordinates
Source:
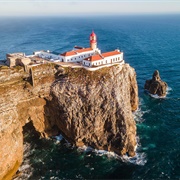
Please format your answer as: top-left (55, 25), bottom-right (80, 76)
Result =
top-left (0, 63), bottom-right (138, 180)
top-left (0, 64), bottom-right (57, 180)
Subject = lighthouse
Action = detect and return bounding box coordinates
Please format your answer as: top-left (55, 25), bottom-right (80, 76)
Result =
top-left (90, 31), bottom-right (97, 50)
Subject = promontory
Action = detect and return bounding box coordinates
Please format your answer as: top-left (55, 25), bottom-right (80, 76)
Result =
top-left (0, 62), bottom-right (138, 179)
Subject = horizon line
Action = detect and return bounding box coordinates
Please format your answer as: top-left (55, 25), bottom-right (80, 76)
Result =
top-left (0, 12), bottom-right (180, 17)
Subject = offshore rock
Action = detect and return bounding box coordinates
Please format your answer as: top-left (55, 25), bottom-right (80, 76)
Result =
top-left (144, 70), bottom-right (168, 97)
top-left (0, 63), bottom-right (138, 179)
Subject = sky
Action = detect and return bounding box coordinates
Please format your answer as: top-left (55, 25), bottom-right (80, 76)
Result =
top-left (0, 0), bottom-right (179, 16)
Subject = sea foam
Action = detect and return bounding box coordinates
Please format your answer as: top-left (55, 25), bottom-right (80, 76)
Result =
top-left (148, 86), bottom-right (172, 99)
top-left (120, 152), bottom-right (147, 166)
top-left (77, 143), bottom-right (147, 166)
top-left (166, 86), bottom-right (172, 95)
top-left (133, 98), bottom-right (150, 123)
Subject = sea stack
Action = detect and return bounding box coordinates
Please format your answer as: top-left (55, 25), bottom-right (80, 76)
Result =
top-left (144, 70), bottom-right (168, 97)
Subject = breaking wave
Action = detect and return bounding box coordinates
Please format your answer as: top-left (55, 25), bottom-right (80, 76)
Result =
top-left (147, 86), bottom-right (172, 99)
top-left (120, 152), bottom-right (147, 166)
top-left (77, 142), bottom-right (147, 166)
top-left (166, 86), bottom-right (172, 95)
top-left (133, 98), bottom-right (150, 123)
top-left (133, 108), bottom-right (150, 123)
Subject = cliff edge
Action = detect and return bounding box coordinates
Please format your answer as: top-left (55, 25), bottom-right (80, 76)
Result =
top-left (0, 63), bottom-right (138, 179)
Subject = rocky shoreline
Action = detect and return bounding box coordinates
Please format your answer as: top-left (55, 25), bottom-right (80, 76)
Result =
top-left (0, 63), bottom-right (138, 179)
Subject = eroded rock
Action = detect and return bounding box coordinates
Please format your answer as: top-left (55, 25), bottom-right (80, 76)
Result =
top-left (49, 64), bottom-right (138, 157)
top-left (0, 63), bottom-right (138, 179)
top-left (144, 70), bottom-right (168, 97)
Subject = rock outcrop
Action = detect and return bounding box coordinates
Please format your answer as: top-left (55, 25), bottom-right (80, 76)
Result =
top-left (0, 64), bottom-right (57, 180)
top-left (144, 70), bottom-right (168, 97)
top-left (0, 63), bottom-right (138, 179)
top-left (49, 64), bottom-right (138, 157)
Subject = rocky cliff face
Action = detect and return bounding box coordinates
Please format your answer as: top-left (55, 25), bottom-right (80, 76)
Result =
top-left (144, 70), bottom-right (168, 97)
top-left (0, 63), bottom-right (138, 180)
top-left (0, 64), bottom-right (56, 180)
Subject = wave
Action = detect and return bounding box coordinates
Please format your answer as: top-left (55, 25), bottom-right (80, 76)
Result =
top-left (52, 134), bottom-right (72, 148)
top-left (166, 86), bottom-right (172, 95)
top-left (120, 152), bottom-right (147, 166)
top-left (149, 93), bottom-right (166, 99)
top-left (147, 86), bottom-right (172, 99)
top-left (77, 141), bottom-right (147, 166)
top-left (133, 98), bottom-right (150, 123)
top-left (133, 108), bottom-right (148, 123)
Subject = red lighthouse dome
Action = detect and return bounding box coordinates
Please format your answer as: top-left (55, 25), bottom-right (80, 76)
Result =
top-left (90, 31), bottom-right (97, 49)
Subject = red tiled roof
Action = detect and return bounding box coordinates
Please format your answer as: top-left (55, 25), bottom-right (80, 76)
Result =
top-left (84, 50), bottom-right (121, 62)
top-left (102, 51), bottom-right (121, 57)
top-left (60, 51), bottom-right (76, 56)
top-left (84, 54), bottom-right (102, 61)
top-left (60, 48), bottom-right (93, 57)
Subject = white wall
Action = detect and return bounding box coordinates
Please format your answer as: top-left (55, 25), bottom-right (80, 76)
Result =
top-left (83, 52), bottom-right (124, 67)
top-left (34, 48), bottom-right (101, 63)
top-left (60, 48), bottom-right (101, 63)
top-left (34, 51), bottom-right (60, 61)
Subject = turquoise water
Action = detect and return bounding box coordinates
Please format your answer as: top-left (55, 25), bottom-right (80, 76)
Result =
top-left (0, 15), bottom-right (180, 179)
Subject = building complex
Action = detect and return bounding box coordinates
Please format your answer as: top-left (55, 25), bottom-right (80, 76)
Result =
top-left (6, 31), bottom-right (124, 68)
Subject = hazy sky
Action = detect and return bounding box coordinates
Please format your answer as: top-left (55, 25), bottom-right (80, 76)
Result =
top-left (0, 0), bottom-right (179, 16)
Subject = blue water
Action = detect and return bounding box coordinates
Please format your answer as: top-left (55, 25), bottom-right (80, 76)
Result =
top-left (0, 15), bottom-right (180, 179)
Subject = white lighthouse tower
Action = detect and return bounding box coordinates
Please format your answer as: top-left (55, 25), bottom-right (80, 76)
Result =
top-left (90, 31), bottom-right (97, 50)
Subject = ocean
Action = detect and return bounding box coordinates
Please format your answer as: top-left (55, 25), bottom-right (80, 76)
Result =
top-left (0, 15), bottom-right (180, 179)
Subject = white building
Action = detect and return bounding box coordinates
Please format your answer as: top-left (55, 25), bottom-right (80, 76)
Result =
top-left (59, 47), bottom-right (100, 63)
top-left (83, 49), bottom-right (124, 67)
top-left (33, 31), bottom-right (124, 67)
top-left (33, 50), bottom-right (60, 61)
top-left (59, 31), bottom-right (100, 62)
